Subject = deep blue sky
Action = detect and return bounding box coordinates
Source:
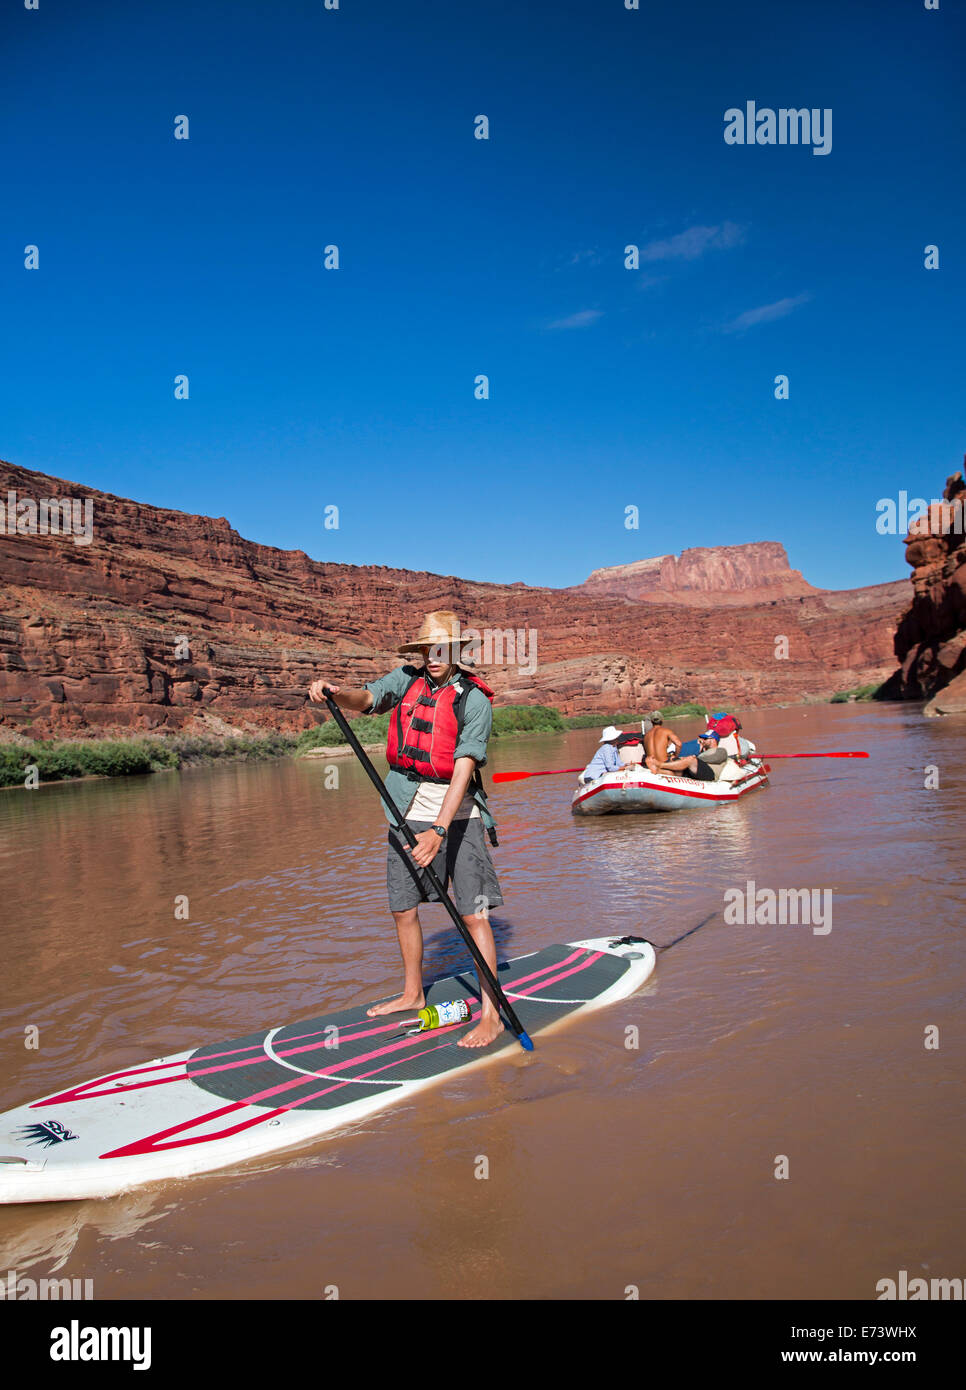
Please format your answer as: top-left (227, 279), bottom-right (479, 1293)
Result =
top-left (2, 0), bottom-right (963, 590)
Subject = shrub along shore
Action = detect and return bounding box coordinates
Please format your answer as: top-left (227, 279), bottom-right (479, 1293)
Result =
top-left (0, 702), bottom-right (712, 789)
top-left (0, 689), bottom-right (882, 789)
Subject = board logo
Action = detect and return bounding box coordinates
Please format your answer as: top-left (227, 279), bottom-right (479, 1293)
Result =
top-left (16, 1120), bottom-right (78, 1148)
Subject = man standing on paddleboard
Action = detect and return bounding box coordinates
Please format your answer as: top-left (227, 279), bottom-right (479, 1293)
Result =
top-left (308, 611), bottom-right (505, 1048)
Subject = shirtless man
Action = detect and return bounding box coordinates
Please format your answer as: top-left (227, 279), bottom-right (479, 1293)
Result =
top-left (644, 711), bottom-right (681, 773)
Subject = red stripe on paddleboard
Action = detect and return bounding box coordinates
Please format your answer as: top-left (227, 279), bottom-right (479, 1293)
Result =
top-left (39, 950), bottom-right (589, 1107)
top-left (98, 951), bottom-right (609, 1158)
top-left (279, 947), bottom-right (589, 1050)
top-left (275, 947), bottom-right (589, 1053)
top-left (510, 952), bottom-right (604, 997)
top-left (261, 952), bottom-right (604, 1084)
top-left (99, 1025), bottom-right (474, 1160)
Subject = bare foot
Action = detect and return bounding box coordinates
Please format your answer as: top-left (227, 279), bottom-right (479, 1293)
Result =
top-left (366, 992), bottom-right (424, 1018)
top-left (457, 1014), bottom-right (505, 1048)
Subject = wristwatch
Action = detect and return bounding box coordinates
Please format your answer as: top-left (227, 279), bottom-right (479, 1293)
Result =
top-left (430, 824), bottom-right (447, 839)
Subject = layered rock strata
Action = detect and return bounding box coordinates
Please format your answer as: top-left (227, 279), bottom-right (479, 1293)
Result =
top-left (0, 459), bottom-right (908, 738)
top-left (891, 463), bottom-right (966, 715)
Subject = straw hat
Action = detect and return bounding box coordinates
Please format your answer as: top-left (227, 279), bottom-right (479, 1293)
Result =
top-left (397, 609), bottom-right (475, 665)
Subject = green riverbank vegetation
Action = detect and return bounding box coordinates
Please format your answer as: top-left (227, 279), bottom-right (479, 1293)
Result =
top-left (0, 701), bottom-right (711, 788)
top-left (829, 683), bottom-right (883, 703)
top-left (0, 733), bottom-right (298, 789)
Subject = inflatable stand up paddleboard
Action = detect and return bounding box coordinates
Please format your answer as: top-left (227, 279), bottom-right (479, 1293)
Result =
top-left (0, 936), bottom-right (655, 1203)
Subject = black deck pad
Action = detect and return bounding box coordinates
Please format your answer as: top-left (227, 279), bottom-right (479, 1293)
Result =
top-left (185, 944), bottom-right (627, 1110)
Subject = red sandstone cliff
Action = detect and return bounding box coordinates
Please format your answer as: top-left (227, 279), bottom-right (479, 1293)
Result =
top-left (0, 459), bottom-right (908, 739)
top-left (890, 462), bottom-right (966, 715)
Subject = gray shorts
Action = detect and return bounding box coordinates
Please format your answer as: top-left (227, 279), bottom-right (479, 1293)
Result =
top-left (387, 819), bottom-right (504, 916)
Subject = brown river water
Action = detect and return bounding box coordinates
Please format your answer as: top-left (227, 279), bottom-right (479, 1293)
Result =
top-left (0, 702), bottom-right (964, 1300)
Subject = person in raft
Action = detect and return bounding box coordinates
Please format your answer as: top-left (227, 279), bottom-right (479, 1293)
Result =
top-left (308, 610), bottom-right (505, 1049)
top-left (643, 711), bottom-right (681, 773)
top-left (579, 725), bottom-right (623, 783)
top-left (660, 732), bottom-right (727, 781)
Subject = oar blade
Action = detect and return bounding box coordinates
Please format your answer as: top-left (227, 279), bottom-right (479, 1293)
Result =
top-left (757, 751), bottom-right (869, 759)
top-left (492, 766), bottom-right (584, 783)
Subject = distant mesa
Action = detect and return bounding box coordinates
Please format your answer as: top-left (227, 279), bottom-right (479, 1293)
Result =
top-left (576, 542), bottom-right (817, 606)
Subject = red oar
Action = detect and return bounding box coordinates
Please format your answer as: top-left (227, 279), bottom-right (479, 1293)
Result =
top-left (750, 751), bottom-right (869, 760)
top-left (492, 766), bottom-right (585, 784)
top-left (494, 752), bottom-right (870, 782)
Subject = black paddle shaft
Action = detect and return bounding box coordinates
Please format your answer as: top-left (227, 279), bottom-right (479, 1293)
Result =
top-left (322, 694), bottom-right (533, 1050)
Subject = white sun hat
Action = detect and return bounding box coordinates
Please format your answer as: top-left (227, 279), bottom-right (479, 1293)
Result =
top-left (598, 725), bottom-right (622, 743)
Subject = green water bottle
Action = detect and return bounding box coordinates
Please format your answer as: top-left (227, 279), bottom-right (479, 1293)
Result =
top-left (415, 999), bottom-right (472, 1031)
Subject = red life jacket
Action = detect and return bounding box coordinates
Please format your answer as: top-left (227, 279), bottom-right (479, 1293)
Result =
top-left (386, 668), bottom-right (495, 782)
